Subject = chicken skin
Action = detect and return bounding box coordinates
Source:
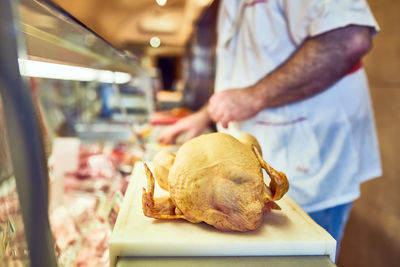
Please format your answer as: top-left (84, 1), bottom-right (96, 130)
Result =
top-left (142, 132), bottom-right (289, 232)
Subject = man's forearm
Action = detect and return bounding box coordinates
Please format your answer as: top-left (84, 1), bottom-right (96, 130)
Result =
top-left (251, 25), bottom-right (373, 109)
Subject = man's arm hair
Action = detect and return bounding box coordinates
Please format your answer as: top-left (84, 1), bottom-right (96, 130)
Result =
top-left (251, 25), bottom-right (373, 109)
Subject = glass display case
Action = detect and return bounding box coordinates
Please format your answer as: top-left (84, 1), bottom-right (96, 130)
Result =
top-left (19, 0), bottom-right (153, 142)
top-left (0, 0), bottom-right (153, 266)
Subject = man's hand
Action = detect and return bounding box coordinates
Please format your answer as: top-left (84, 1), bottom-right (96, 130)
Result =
top-left (207, 87), bottom-right (263, 128)
top-left (163, 26), bottom-right (373, 135)
top-left (208, 25), bottom-right (373, 128)
top-left (158, 107), bottom-right (211, 144)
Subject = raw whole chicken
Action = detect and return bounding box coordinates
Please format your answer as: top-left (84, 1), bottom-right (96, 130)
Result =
top-left (142, 132), bottom-right (289, 232)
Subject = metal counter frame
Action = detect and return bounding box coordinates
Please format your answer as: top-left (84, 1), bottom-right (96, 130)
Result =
top-left (0, 0), bottom-right (57, 266)
top-left (117, 256), bottom-right (336, 267)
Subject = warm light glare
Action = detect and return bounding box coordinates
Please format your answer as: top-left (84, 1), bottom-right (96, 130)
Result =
top-left (156, 0), bottom-right (167, 6)
top-left (18, 59), bottom-right (131, 84)
top-left (149, 37), bottom-right (161, 48)
top-left (196, 0), bottom-right (213, 6)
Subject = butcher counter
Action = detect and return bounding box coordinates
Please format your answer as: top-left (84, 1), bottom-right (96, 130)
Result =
top-left (110, 163), bottom-right (337, 267)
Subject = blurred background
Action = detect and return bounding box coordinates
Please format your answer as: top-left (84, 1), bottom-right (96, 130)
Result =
top-left (338, 1), bottom-right (400, 266)
top-left (49, 0), bottom-right (219, 112)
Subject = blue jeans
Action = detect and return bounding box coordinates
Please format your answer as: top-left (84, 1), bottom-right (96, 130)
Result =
top-left (308, 202), bottom-right (352, 260)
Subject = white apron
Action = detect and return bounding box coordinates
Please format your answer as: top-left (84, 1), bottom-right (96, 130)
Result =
top-left (215, 0), bottom-right (382, 212)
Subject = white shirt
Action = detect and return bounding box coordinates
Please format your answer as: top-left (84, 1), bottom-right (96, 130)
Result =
top-left (215, 0), bottom-right (382, 212)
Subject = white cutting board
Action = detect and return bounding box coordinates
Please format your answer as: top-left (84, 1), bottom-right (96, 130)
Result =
top-left (110, 163), bottom-right (336, 266)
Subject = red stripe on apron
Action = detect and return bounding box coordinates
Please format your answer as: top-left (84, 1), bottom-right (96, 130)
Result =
top-left (245, 0), bottom-right (268, 7)
top-left (345, 60), bottom-right (362, 75)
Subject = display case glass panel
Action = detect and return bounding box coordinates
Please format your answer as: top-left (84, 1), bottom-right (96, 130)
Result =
top-left (1, 0), bottom-right (153, 266)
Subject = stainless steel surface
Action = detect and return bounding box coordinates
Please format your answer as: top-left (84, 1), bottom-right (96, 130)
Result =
top-left (117, 256), bottom-right (336, 267)
top-left (0, 98), bottom-right (13, 184)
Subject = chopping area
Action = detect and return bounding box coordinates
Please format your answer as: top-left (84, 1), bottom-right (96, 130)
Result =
top-left (110, 162), bottom-right (336, 266)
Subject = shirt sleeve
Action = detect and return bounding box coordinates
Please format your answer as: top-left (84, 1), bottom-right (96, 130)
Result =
top-left (282, 0), bottom-right (380, 45)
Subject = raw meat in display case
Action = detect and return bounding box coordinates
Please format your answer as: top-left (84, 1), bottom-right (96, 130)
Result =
top-left (48, 137), bottom-right (145, 266)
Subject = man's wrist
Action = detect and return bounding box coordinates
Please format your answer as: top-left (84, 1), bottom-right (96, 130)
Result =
top-left (198, 105), bottom-right (213, 125)
top-left (249, 81), bottom-right (270, 111)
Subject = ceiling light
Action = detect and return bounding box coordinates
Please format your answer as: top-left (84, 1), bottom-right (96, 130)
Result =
top-left (149, 37), bottom-right (161, 48)
top-left (156, 0), bottom-right (167, 6)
